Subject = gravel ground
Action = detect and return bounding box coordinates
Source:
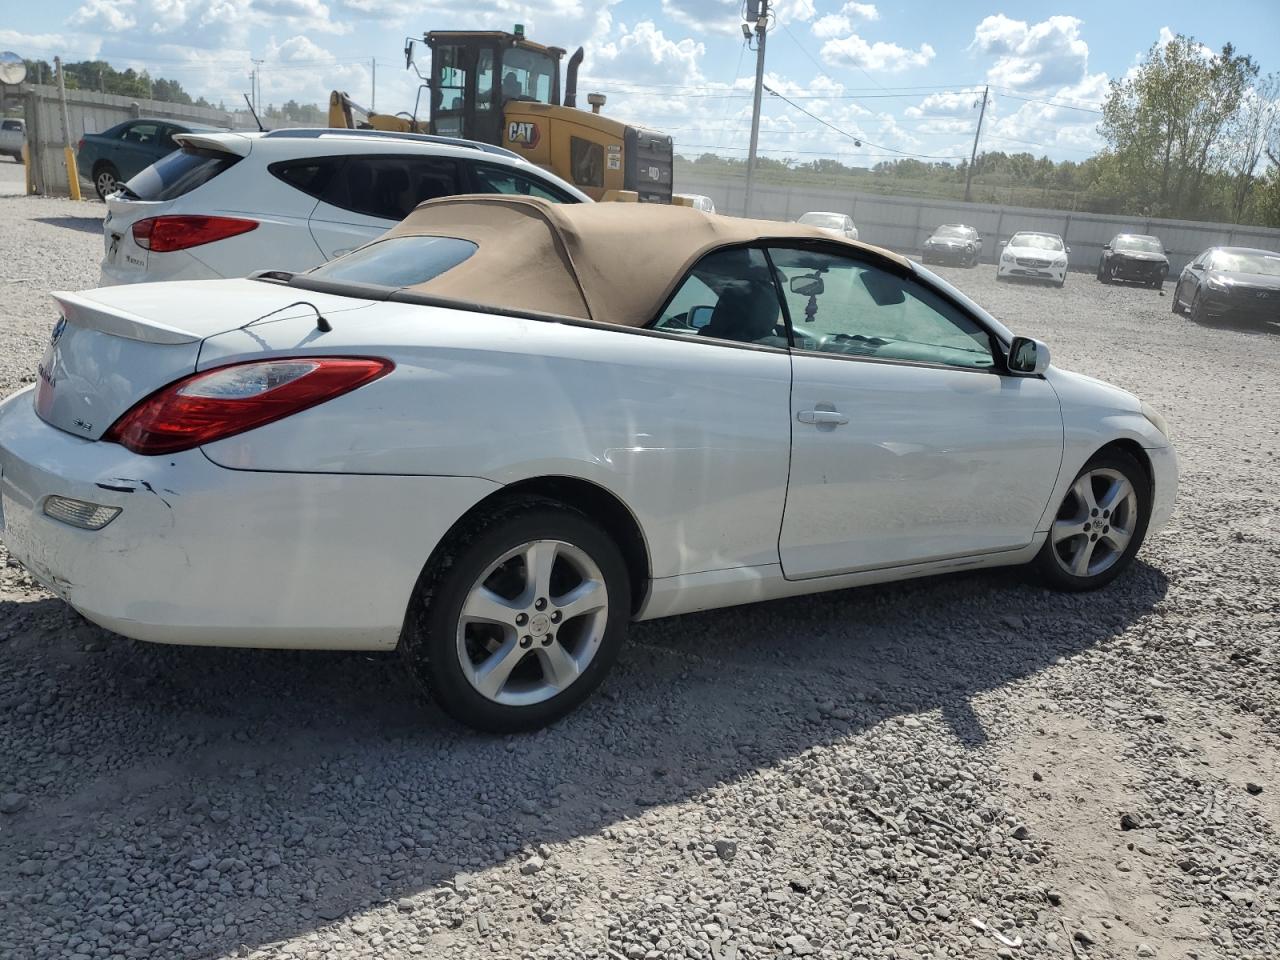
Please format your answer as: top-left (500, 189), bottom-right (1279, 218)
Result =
top-left (1, 182), bottom-right (1279, 960)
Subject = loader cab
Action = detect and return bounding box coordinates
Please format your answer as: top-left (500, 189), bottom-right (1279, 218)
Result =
top-left (423, 30), bottom-right (565, 147)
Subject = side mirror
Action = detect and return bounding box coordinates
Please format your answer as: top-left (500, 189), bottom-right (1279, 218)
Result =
top-left (1066, 246), bottom-right (1071, 254)
top-left (689, 305), bottom-right (714, 329)
top-left (1008, 336), bottom-right (1051, 375)
top-left (998, 239), bottom-right (1008, 247)
top-left (1102, 242), bottom-right (1111, 250)
top-left (1189, 262), bottom-right (1204, 271)
top-left (790, 275), bottom-right (824, 297)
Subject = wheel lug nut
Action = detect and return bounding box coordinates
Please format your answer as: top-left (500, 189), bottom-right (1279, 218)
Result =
top-left (1103, 525), bottom-right (1110, 533)
top-left (1091, 508), bottom-right (1099, 517)
top-left (515, 613), bottom-right (528, 626)
top-left (550, 610), bottom-right (562, 623)
top-left (534, 598), bottom-right (547, 611)
top-left (1103, 510), bottom-right (1110, 518)
top-left (520, 635), bottom-right (532, 648)
top-left (1090, 534), bottom-right (1098, 541)
top-left (541, 635), bottom-right (553, 646)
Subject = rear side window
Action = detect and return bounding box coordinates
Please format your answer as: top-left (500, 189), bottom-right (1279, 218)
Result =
top-left (471, 162), bottom-right (574, 202)
top-left (123, 146), bottom-right (242, 201)
top-left (269, 157), bottom-right (344, 200)
top-left (307, 235), bottom-right (478, 287)
top-left (1, 120), bottom-right (22, 131)
top-left (320, 155), bottom-right (464, 222)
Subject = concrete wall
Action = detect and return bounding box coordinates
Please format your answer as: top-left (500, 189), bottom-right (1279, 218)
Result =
top-left (677, 172), bottom-right (1280, 274)
top-left (18, 84), bottom-right (253, 196)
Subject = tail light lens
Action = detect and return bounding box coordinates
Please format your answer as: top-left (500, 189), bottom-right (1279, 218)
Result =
top-left (103, 357), bottom-right (393, 455)
top-left (77, 138), bottom-right (85, 152)
top-left (131, 215), bottom-right (258, 253)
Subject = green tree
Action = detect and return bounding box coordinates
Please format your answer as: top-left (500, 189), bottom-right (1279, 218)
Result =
top-left (1100, 33), bottom-right (1259, 218)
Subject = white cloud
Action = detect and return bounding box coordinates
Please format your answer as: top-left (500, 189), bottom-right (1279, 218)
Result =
top-left (69, 0), bottom-right (138, 32)
top-left (590, 20), bottom-right (705, 86)
top-left (904, 87), bottom-right (984, 118)
top-left (659, 0), bottom-right (741, 37)
top-left (821, 34), bottom-right (935, 73)
top-left (811, 3), bottom-right (878, 39)
top-left (971, 14), bottom-right (1089, 91)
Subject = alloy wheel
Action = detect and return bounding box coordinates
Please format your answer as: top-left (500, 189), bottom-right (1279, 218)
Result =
top-left (455, 539), bottom-right (609, 707)
top-left (95, 169), bottom-right (116, 198)
top-left (1049, 468), bottom-right (1138, 578)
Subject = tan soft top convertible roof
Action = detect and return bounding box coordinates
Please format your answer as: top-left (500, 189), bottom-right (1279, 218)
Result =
top-left (382, 195), bottom-right (907, 327)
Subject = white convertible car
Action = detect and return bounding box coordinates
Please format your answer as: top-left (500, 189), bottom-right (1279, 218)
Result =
top-left (0, 197), bottom-right (1176, 731)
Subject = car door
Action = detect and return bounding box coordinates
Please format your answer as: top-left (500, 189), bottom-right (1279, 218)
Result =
top-left (769, 245), bottom-right (1064, 579)
top-left (308, 154), bottom-right (466, 259)
top-left (1180, 249), bottom-right (1210, 303)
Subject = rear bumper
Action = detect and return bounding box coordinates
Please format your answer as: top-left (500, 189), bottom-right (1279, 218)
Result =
top-left (99, 250), bottom-right (222, 287)
top-left (0, 387), bottom-right (498, 649)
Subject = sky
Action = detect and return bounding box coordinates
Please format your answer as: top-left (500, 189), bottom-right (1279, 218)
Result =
top-left (3, 1), bottom-right (1279, 167)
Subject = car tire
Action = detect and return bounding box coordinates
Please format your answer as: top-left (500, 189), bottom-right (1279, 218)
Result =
top-left (1056, 275), bottom-right (1066, 288)
top-left (1190, 291), bottom-right (1210, 325)
top-left (93, 163), bottom-right (120, 200)
top-left (1171, 281), bottom-right (1185, 314)
top-left (1097, 262), bottom-right (1109, 283)
top-left (995, 270), bottom-right (1005, 282)
top-left (400, 495), bottom-right (631, 733)
top-left (1033, 448), bottom-right (1151, 592)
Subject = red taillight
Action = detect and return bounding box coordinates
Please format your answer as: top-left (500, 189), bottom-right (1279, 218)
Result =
top-left (131, 215), bottom-right (258, 253)
top-left (77, 138), bottom-right (85, 152)
top-left (103, 357), bottom-right (393, 455)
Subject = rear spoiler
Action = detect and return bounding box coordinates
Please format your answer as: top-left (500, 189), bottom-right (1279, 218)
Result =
top-left (171, 133), bottom-right (253, 157)
top-left (52, 291), bottom-right (201, 345)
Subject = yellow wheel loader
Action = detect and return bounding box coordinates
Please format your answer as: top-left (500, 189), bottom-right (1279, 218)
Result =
top-left (410, 28), bottom-right (673, 203)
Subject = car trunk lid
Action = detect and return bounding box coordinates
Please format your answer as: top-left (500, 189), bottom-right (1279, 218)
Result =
top-left (35, 279), bottom-right (378, 441)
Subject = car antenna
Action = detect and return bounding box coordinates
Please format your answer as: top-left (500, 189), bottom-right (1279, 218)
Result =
top-left (243, 93), bottom-right (265, 132)
top-left (241, 300), bottom-right (332, 333)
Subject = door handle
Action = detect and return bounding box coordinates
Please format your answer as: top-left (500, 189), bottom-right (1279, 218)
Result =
top-left (797, 409), bottom-right (848, 426)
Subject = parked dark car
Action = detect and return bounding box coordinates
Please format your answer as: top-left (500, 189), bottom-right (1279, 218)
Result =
top-left (1172, 246), bottom-right (1280, 326)
top-left (1097, 234), bottom-right (1168, 287)
top-left (922, 223), bottom-right (981, 267)
top-left (77, 118), bottom-right (227, 199)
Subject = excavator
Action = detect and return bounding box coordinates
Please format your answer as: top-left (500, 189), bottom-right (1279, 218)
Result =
top-left (328, 26), bottom-right (673, 203)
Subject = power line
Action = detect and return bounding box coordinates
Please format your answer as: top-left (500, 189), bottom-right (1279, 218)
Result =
top-left (762, 83), bottom-right (964, 160)
top-left (994, 90), bottom-right (1104, 114)
top-left (677, 142), bottom-right (966, 159)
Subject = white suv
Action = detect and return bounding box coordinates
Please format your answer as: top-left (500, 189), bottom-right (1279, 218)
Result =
top-left (99, 128), bottom-right (590, 286)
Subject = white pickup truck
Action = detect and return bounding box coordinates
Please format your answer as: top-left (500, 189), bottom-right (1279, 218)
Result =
top-left (0, 118), bottom-right (26, 161)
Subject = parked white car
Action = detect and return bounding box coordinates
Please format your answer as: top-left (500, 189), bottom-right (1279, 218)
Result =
top-left (0, 198), bottom-right (1176, 732)
top-left (797, 211), bottom-right (858, 241)
top-left (997, 231), bottom-right (1069, 286)
top-left (98, 128), bottom-right (590, 286)
top-left (0, 118), bottom-right (25, 161)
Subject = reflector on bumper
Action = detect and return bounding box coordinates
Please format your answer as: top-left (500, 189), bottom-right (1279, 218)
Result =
top-left (43, 495), bottom-right (121, 530)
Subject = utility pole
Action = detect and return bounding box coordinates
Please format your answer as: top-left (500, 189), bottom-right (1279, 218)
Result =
top-left (743, 0), bottom-right (769, 218)
top-left (54, 57), bottom-right (82, 201)
top-left (371, 58), bottom-right (376, 112)
top-left (252, 59), bottom-right (264, 115)
top-left (963, 85), bottom-right (988, 203)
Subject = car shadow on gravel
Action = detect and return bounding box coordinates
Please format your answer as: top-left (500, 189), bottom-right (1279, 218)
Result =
top-left (31, 216), bottom-right (104, 234)
top-left (0, 560), bottom-right (1168, 956)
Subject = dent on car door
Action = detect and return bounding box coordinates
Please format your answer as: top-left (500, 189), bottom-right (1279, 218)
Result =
top-left (769, 246), bottom-right (1064, 579)
top-left (644, 245), bottom-right (793, 575)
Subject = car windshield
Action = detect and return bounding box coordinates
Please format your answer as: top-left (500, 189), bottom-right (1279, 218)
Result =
top-left (933, 225), bottom-right (969, 239)
top-left (1114, 236), bottom-right (1163, 254)
top-left (1209, 251), bottom-right (1280, 276)
top-left (306, 235), bottom-right (478, 288)
top-left (1011, 234), bottom-right (1063, 251)
top-left (799, 213), bottom-right (845, 229)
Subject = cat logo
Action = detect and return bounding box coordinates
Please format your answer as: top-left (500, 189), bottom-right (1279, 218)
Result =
top-left (507, 121), bottom-right (541, 149)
